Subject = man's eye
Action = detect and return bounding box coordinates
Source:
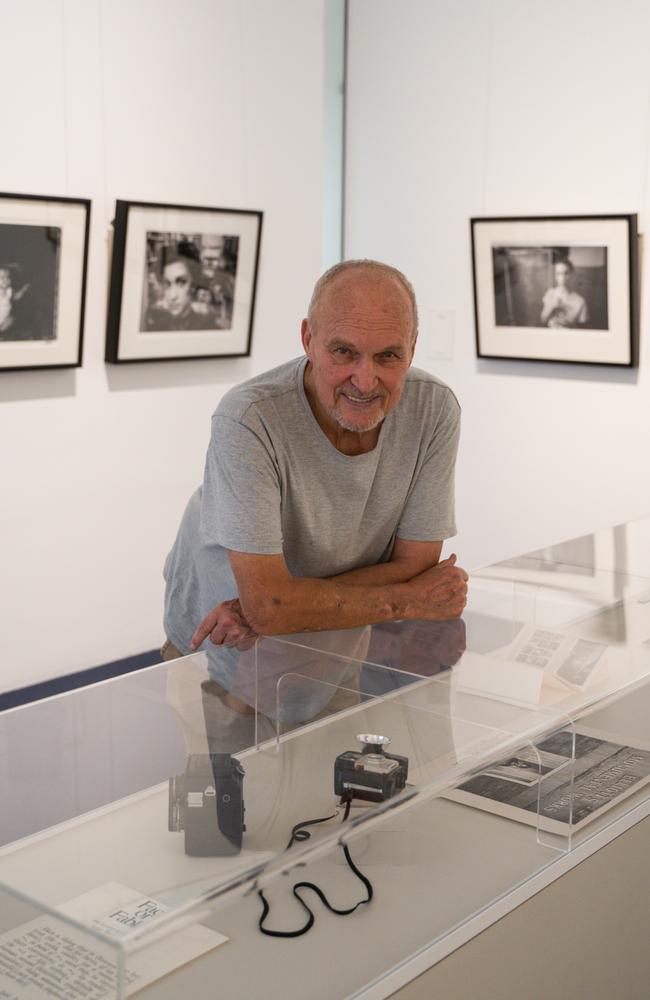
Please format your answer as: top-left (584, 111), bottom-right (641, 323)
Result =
top-left (333, 346), bottom-right (350, 355)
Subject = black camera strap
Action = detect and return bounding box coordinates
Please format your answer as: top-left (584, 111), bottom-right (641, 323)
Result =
top-left (257, 796), bottom-right (374, 938)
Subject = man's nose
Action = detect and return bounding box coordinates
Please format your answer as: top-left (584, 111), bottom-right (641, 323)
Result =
top-left (350, 359), bottom-right (378, 394)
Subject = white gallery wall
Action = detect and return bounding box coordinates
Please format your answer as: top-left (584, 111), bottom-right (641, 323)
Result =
top-left (346, 0), bottom-right (650, 570)
top-left (0, 0), bottom-right (327, 691)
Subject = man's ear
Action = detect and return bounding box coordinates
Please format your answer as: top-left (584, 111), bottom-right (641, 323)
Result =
top-left (301, 318), bottom-right (312, 355)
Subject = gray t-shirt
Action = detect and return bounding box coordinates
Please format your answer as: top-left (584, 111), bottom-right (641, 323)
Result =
top-left (163, 356), bottom-right (460, 674)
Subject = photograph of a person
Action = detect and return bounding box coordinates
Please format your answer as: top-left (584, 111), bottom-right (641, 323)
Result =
top-left (471, 215), bottom-right (637, 366)
top-left (0, 223), bottom-right (61, 342)
top-left (105, 200), bottom-right (262, 363)
top-left (141, 232), bottom-right (239, 333)
top-left (492, 245), bottom-right (608, 331)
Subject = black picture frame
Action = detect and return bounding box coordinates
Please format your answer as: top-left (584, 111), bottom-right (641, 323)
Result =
top-left (105, 199), bottom-right (263, 364)
top-left (471, 214), bottom-right (639, 367)
top-left (0, 191), bottom-right (90, 372)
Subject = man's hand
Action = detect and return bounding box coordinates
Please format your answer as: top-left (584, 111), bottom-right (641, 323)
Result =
top-left (191, 598), bottom-right (259, 651)
top-left (405, 554), bottom-right (468, 620)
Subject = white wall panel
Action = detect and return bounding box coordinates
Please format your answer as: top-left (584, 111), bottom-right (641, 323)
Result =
top-left (346, 0), bottom-right (650, 571)
top-left (0, 0), bottom-right (326, 691)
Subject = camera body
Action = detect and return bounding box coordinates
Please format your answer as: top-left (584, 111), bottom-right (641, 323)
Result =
top-left (334, 734), bottom-right (408, 803)
top-left (168, 753), bottom-right (245, 856)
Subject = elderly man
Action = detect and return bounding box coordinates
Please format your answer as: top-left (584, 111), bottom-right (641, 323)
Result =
top-left (162, 259), bottom-right (467, 745)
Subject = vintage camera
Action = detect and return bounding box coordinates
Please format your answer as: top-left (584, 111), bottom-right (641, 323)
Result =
top-left (334, 734), bottom-right (408, 803)
top-left (168, 753), bottom-right (245, 856)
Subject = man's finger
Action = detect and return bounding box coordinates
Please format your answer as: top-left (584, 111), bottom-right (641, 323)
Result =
top-left (222, 627), bottom-right (244, 647)
top-left (191, 606), bottom-right (234, 649)
top-left (191, 610), bottom-right (220, 649)
top-left (209, 622), bottom-right (230, 645)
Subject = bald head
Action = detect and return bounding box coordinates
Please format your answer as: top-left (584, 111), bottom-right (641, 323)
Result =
top-left (307, 259), bottom-right (418, 342)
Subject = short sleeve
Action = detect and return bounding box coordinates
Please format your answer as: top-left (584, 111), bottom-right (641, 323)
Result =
top-left (396, 390), bottom-right (460, 541)
top-left (200, 414), bottom-right (284, 554)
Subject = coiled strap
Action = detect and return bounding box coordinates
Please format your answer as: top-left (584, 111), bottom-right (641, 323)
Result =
top-left (257, 797), bottom-right (374, 938)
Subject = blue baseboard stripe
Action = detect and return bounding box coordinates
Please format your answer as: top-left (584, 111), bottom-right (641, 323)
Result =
top-left (0, 649), bottom-right (162, 712)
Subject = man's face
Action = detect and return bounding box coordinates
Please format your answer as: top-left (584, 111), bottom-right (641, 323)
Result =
top-left (201, 243), bottom-right (225, 278)
top-left (301, 272), bottom-right (416, 436)
top-left (162, 261), bottom-right (192, 316)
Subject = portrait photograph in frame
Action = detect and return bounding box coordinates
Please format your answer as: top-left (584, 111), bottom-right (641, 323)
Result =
top-left (471, 214), bottom-right (638, 367)
top-left (0, 192), bottom-right (90, 371)
top-left (105, 199), bottom-right (263, 363)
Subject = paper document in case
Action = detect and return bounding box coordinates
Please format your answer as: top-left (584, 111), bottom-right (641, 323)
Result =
top-left (445, 727), bottom-right (650, 836)
top-left (500, 625), bottom-right (608, 692)
top-left (0, 881), bottom-right (227, 999)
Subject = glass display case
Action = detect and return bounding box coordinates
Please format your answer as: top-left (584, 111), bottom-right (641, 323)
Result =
top-left (2, 518), bottom-right (650, 999)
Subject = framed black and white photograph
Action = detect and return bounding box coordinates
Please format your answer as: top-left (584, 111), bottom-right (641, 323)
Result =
top-left (105, 199), bottom-right (262, 363)
top-left (471, 215), bottom-right (638, 366)
top-left (0, 192), bottom-right (90, 371)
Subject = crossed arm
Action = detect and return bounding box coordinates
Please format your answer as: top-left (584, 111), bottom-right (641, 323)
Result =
top-left (190, 537), bottom-right (468, 650)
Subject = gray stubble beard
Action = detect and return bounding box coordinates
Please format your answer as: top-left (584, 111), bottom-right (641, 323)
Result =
top-left (330, 402), bottom-right (386, 434)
